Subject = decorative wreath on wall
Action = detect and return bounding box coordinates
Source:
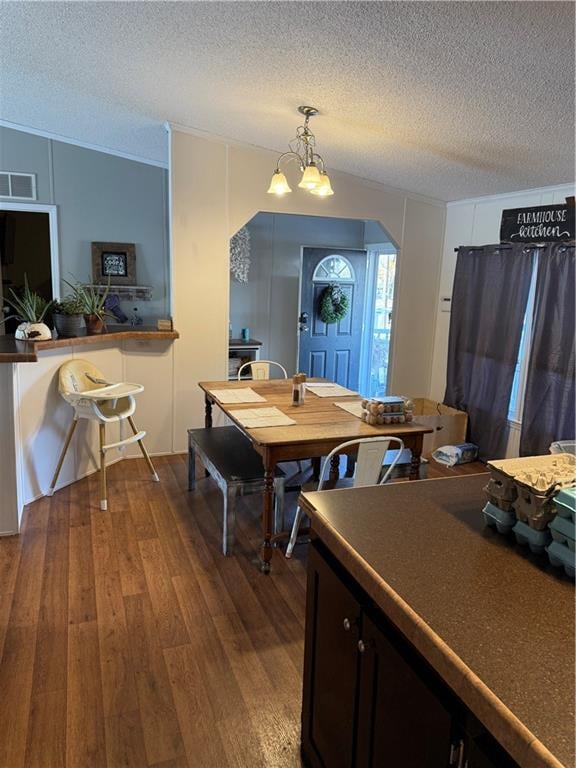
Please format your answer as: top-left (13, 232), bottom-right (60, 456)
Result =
top-left (230, 226), bottom-right (251, 283)
top-left (319, 284), bottom-right (349, 324)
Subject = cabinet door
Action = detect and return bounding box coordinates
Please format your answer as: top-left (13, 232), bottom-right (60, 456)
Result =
top-left (302, 543), bottom-right (363, 768)
top-left (464, 732), bottom-right (520, 767)
top-left (355, 613), bottom-right (456, 768)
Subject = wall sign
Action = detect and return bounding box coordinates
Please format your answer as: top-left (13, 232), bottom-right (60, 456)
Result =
top-left (500, 201), bottom-right (574, 243)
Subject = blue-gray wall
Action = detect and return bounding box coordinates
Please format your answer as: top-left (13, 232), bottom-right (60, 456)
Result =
top-left (0, 126), bottom-right (169, 321)
top-left (230, 213), bottom-right (372, 372)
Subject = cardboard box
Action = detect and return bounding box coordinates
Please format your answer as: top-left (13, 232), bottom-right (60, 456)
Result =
top-left (409, 398), bottom-right (468, 459)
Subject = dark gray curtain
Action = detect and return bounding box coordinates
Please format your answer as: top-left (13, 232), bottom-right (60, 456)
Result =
top-left (520, 244), bottom-right (575, 455)
top-left (444, 244), bottom-right (533, 460)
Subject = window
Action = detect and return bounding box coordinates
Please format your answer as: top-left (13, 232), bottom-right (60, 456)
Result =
top-left (508, 251), bottom-right (538, 422)
top-left (312, 254), bottom-right (355, 282)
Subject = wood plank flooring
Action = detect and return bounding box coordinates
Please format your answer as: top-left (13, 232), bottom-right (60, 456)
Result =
top-left (0, 454), bottom-right (485, 768)
top-left (0, 455), bottom-right (308, 768)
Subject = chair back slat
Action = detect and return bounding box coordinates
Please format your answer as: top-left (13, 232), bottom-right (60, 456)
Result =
top-left (355, 440), bottom-right (390, 487)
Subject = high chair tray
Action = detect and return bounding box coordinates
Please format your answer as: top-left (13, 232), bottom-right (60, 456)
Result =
top-left (79, 382), bottom-right (144, 399)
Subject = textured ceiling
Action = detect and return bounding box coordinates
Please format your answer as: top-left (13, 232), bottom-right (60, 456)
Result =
top-left (1, 1), bottom-right (574, 201)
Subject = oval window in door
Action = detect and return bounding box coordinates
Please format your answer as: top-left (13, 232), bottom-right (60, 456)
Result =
top-left (312, 254), bottom-right (355, 283)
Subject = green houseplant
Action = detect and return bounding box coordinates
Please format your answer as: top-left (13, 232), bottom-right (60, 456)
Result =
top-left (63, 278), bottom-right (111, 334)
top-left (2, 275), bottom-right (53, 340)
top-left (52, 294), bottom-right (86, 338)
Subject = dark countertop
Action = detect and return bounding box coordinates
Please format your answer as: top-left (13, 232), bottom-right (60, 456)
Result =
top-left (0, 327), bottom-right (179, 363)
top-left (300, 474), bottom-right (574, 768)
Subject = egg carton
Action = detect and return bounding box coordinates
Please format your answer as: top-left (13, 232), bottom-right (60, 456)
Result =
top-left (483, 490), bottom-right (516, 513)
top-left (549, 515), bottom-right (575, 552)
top-left (482, 501), bottom-right (516, 534)
top-left (554, 487), bottom-right (576, 522)
top-left (484, 469), bottom-right (518, 503)
top-left (546, 541), bottom-right (576, 580)
top-left (512, 520), bottom-right (551, 554)
top-left (487, 454), bottom-right (576, 494)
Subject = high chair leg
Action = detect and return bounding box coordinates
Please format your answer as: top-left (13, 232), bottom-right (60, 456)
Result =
top-left (99, 423), bottom-right (107, 511)
top-left (127, 416), bottom-right (160, 482)
top-left (47, 418), bottom-right (78, 496)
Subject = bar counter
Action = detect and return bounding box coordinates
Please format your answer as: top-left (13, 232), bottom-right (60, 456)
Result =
top-left (0, 327), bottom-right (179, 363)
top-left (300, 474), bottom-right (574, 768)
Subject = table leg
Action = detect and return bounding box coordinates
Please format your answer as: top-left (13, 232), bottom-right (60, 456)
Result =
top-left (409, 434), bottom-right (424, 480)
top-left (329, 453), bottom-right (340, 482)
top-left (260, 459), bottom-right (275, 574)
top-left (204, 394), bottom-right (213, 428)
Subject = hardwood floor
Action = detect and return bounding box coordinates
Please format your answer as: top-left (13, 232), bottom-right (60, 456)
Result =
top-left (0, 454), bottom-right (485, 768)
top-left (0, 456), bottom-right (308, 768)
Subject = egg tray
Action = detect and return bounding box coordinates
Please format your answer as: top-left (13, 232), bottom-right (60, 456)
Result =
top-left (549, 515), bottom-right (575, 552)
top-left (482, 502), bottom-right (515, 534)
top-left (487, 454), bottom-right (576, 496)
top-left (483, 491), bottom-right (516, 513)
top-left (512, 520), bottom-right (551, 554)
top-left (554, 487), bottom-right (576, 522)
top-left (546, 541), bottom-right (576, 580)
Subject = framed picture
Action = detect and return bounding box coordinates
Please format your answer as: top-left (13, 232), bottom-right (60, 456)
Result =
top-left (91, 242), bottom-right (136, 285)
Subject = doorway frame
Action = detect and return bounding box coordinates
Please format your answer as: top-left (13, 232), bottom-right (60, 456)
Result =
top-left (0, 201), bottom-right (61, 298)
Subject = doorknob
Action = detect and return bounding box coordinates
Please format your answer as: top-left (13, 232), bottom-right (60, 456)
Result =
top-left (298, 312), bottom-right (309, 333)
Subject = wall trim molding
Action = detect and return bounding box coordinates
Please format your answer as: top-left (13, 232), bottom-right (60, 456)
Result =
top-left (0, 119), bottom-right (168, 169)
top-left (447, 183), bottom-right (575, 207)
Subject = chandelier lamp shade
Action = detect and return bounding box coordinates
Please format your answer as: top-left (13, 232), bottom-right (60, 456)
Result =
top-left (267, 106), bottom-right (334, 197)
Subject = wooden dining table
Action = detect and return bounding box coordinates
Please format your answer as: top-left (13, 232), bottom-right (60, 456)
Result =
top-left (198, 379), bottom-right (433, 571)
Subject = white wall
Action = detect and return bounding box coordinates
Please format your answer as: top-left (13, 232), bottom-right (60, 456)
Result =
top-left (0, 339), bottom-right (176, 534)
top-left (230, 213), bottom-right (368, 372)
top-left (429, 183), bottom-right (575, 402)
top-left (0, 126), bottom-right (170, 322)
top-left (170, 127), bottom-right (446, 450)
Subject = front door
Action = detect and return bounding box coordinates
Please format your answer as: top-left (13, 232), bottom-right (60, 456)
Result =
top-left (298, 247), bottom-right (367, 389)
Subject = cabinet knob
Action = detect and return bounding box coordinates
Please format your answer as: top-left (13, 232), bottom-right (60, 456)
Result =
top-left (343, 618), bottom-right (351, 631)
top-left (357, 640), bottom-right (366, 653)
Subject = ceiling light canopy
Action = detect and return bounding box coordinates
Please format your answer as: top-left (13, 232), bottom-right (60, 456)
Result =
top-left (267, 106), bottom-right (334, 197)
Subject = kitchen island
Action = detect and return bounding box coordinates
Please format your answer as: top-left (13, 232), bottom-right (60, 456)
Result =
top-left (299, 474), bottom-right (574, 768)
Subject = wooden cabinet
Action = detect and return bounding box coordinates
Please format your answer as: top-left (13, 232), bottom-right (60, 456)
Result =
top-left (302, 541), bottom-right (519, 768)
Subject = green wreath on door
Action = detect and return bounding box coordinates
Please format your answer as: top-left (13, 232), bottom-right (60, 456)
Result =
top-left (319, 284), bottom-right (349, 324)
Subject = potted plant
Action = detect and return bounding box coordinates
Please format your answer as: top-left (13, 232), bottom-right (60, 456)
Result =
top-left (2, 275), bottom-right (53, 340)
top-left (52, 294), bottom-right (86, 338)
top-left (64, 278), bottom-right (111, 334)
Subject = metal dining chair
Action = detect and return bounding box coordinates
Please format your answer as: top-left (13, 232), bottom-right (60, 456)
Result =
top-left (237, 359), bottom-right (303, 486)
top-left (285, 436), bottom-right (405, 558)
top-left (237, 360), bottom-right (288, 380)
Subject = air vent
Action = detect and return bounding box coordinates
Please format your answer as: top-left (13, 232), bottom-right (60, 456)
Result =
top-left (0, 172), bottom-right (37, 200)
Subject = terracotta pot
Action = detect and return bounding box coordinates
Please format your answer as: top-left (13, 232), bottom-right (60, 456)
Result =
top-left (15, 322), bottom-right (52, 340)
top-left (84, 314), bottom-right (104, 334)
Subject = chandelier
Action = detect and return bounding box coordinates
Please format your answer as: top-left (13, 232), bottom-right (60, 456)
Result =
top-left (267, 106), bottom-right (334, 197)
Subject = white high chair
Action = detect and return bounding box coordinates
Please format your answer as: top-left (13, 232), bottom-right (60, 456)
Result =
top-left (48, 359), bottom-right (159, 510)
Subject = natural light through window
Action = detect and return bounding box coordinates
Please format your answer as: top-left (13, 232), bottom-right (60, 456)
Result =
top-left (508, 252), bottom-right (538, 422)
top-left (312, 254), bottom-right (354, 282)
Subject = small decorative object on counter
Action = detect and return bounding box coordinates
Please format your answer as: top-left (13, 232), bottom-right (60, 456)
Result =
top-left (130, 307), bottom-right (143, 326)
top-left (104, 294), bottom-right (128, 324)
top-left (157, 318), bottom-right (173, 331)
top-left (359, 395), bottom-right (413, 425)
top-left (2, 274), bottom-right (53, 340)
top-left (241, 327), bottom-right (250, 341)
top-left (292, 373), bottom-right (307, 406)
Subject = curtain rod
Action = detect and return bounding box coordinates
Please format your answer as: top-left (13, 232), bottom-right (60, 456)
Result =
top-left (454, 241), bottom-right (575, 252)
